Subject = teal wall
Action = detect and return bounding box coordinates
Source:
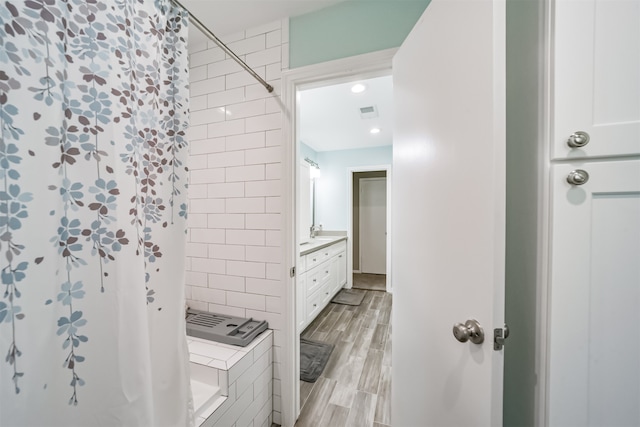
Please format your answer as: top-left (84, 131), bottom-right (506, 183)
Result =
top-left (289, 0), bottom-right (430, 69)
top-left (504, 0), bottom-right (542, 425)
top-left (315, 145), bottom-right (392, 230)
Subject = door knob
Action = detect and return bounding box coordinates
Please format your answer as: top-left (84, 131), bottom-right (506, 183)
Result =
top-left (566, 169), bottom-right (589, 185)
top-left (453, 319), bottom-right (484, 344)
top-left (567, 131), bottom-right (590, 148)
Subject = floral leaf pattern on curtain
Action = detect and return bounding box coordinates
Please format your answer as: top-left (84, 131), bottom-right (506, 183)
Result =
top-left (0, 0), bottom-right (190, 422)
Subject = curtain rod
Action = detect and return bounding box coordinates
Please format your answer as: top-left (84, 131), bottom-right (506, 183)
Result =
top-left (170, 0), bottom-right (274, 93)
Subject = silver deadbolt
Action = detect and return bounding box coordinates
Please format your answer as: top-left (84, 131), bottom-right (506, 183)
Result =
top-left (453, 319), bottom-right (484, 344)
top-left (567, 131), bottom-right (590, 148)
top-left (567, 169), bottom-right (589, 186)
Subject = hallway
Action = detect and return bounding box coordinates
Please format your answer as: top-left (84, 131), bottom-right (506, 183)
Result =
top-left (295, 289), bottom-right (392, 427)
top-left (352, 274), bottom-right (386, 292)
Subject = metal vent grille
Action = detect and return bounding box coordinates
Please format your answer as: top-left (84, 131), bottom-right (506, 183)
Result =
top-left (359, 105), bottom-right (378, 119)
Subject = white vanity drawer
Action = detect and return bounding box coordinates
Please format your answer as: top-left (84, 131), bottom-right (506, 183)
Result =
top-left (306, 285), bottom-right (326, 321)
top-left (305, 247), bottom-right (331, 270)
top-left (329, 240), bottom-right (346, 257)
top-left (306, 259), bottom-right (331, 295)
top-left (321, 280), bottom-right (334, 304)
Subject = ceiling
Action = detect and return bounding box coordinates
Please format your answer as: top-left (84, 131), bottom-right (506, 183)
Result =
top-left (180, 0), bottom-right (393, 153)
top-left (299, 75), bottom-right (393, 152)
top-left (181, 0), bottom-right (345, 46)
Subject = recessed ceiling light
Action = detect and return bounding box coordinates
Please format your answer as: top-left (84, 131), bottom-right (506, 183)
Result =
top-left (351, 84), bottom-right (366, 94)
top-left (370, 128), bottom-right (381, 134)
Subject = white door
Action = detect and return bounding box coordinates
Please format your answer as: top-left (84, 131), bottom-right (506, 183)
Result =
top-left (392, 0), bottom-right (505, 425)
top-left (548, 160), bottom-right (640, 426)
top-left (552, 0), bottom-right (640, 159)
top-left (360, 178), bottom-right (387, 275)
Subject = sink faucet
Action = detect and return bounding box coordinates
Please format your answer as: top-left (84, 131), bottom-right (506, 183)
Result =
top-left (310, 224), bottom-right (321, 238)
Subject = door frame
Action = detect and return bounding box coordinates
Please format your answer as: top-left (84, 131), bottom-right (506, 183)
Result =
top-left (348, 166), bottom-right (392, 292)
top-left (281, 48), bottom-right (397, 426)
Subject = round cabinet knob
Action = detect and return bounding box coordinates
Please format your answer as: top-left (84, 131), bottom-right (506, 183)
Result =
top-left (567, 169), bottom-right (589, 186)
top-left (567, 131), bottom-right (590, 148)
top-left (452, 319), bottom-right (484, 344)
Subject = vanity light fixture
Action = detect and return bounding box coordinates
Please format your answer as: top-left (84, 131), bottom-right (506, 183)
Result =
top-left (370, 127), bottom-right (381, 134)
top-left (351, 83), bottom-right (366, 94)
top-left (304, 157), bottom-right (321, 179)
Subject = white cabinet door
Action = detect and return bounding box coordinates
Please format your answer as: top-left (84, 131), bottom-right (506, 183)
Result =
top-left (336, 250), bottom-right (346, 288)
top-left (392, 0), bottom-right (505, 424)
top-left (548, 160), bottom-right (640, 426)
top-left (553, 0), bottom-right (640, 159)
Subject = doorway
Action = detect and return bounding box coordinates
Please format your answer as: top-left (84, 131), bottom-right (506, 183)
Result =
top-left (282, 49), bottom-right (397, 426)
top-left (359, 177), bottom-right (386, 274)
top-left (351, 170), bottom-right (391, 293)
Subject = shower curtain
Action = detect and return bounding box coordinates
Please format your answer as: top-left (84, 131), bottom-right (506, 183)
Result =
top-left (0, 1), bottom-right (191, 425)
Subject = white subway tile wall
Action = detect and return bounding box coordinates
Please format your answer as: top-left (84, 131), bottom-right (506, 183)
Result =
top-left (189, 332), bottom-right (274, 427)
top-left (187, 19), bottom-right (288, 425)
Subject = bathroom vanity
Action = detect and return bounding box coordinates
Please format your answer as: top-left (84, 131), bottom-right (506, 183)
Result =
top-left (297, 236), bottom-right (347, 332)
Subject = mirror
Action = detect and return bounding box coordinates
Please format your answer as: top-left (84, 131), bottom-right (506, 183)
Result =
top-left (298, 159), bottom-right (320, 245)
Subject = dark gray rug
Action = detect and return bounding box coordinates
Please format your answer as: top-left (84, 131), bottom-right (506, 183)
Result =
top-left (331, 289), bottom-right (365, 306)
top-left (300, 338), bottom-right (334, 383)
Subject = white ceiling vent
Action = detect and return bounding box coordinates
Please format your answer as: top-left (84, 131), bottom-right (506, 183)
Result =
top-left (359, 105), bottom-right (378, 119)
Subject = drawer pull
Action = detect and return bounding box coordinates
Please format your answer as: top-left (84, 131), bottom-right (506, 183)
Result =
top-left (567, 169), bottom-right (589, 186)
top-left (339, 255), bottom-right (343, 258)
top-left (313, 258), bottom-right (316, 262)
top-left (313, 304), bottom-right (317, 307)
top-left (313, 279), bottom-right (317, 282)
top-left (325, 270), bottom-right (329, 274)
top-left (567, 131), bottom-right (590, 148)
top-left (325, 252), bottom-right (329, 256)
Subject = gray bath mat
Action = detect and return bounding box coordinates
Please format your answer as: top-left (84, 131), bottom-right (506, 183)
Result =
top-left (300, 338), bottom-right (334, 383)
top-left (331, 289), bottom-right (365, 306)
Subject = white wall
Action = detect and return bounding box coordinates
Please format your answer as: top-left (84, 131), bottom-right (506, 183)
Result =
top-left (185, 19), bottom-right (289, 425)
top-left (315, 146), bottom-right (392, 230)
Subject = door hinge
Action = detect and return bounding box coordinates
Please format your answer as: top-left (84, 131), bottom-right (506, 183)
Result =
top-left (289, 266), bottom-right (296, 278)
top-left (494, 324), bottom-right (510, 351)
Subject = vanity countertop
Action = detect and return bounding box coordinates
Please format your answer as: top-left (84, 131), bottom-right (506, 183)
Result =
top-left (299, 235), bottom-right (347, 256)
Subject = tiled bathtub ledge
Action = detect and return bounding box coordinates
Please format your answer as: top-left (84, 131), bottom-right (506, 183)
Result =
top-left (188, 329), bottom-right (273, 427)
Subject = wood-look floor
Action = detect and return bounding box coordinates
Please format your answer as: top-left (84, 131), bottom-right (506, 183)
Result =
top-left (352, 273), bottom-right (387, 292)
top-left (295, 288), bottom-right (392, 427)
